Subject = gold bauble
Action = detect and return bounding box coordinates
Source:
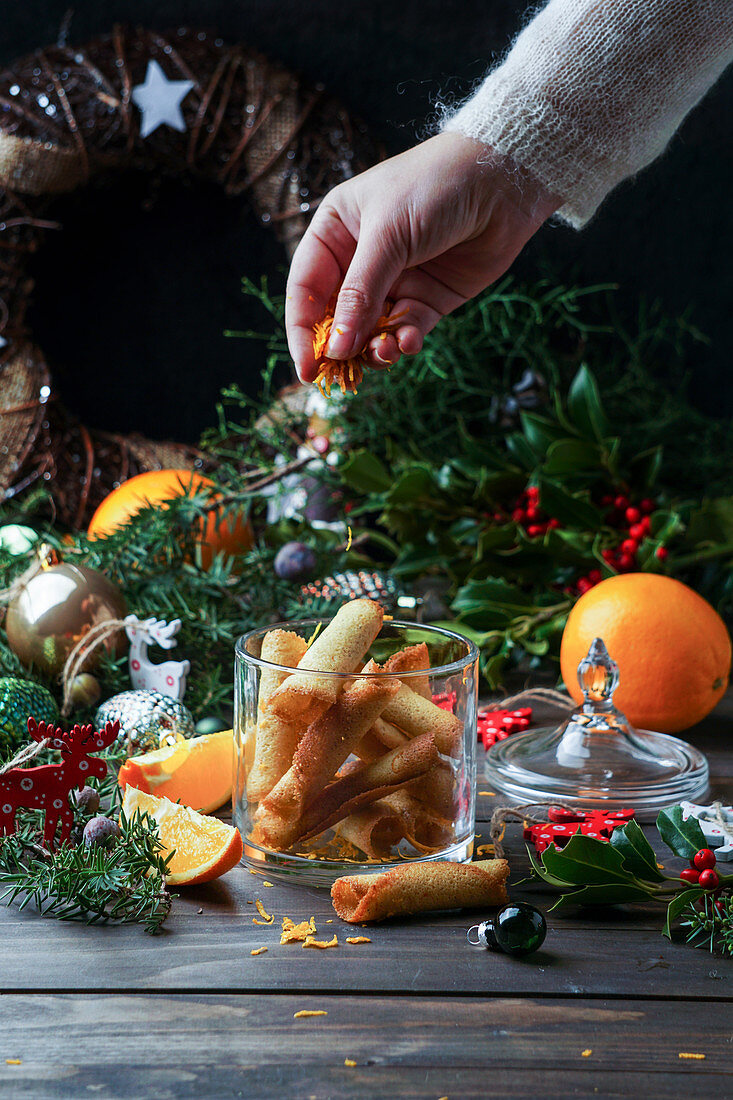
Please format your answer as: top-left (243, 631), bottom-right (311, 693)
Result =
top-left (6, 562), bottom-right (127, 676)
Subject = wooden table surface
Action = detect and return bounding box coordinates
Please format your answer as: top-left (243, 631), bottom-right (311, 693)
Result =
top-left (1, 695), bottom-right (731, 1099)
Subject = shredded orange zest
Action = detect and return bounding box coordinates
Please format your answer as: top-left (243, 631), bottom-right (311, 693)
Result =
top-left (250, 947), bottom-right (268, 956)
top-left (346, 936), bottom-right (371, 944)
top-left (248, 868), bottom-right (260, 875)
top-left (5, 1060), bottom-right (22, 1066)
top-left (478, 791), bottom-right (496, 797)
top-left (312, 304), bottom-right (408, 397)
top-left (303, 933), bottom-right (338, 949)
top-left (346, 525), bottom-right (353, 551)
top-left (476, 844), bottom-right (495, 856)
top-left (581, 1049), bottom-right (592, 1057)
top-left (678, 1053), bottom-right (706, 1060)
top-left (344, 1058), bottom-right (357, 1067)
top-left (254, 897), bottom-right (270, 924)
top-left (262, 880), bottom-right (274, 887)
top-left (281, 916), bottom-right (317, 944)
top-left (294, 1010), bottom-right (328, 1018)
top-left (325, 919), bottom-right (333, 923)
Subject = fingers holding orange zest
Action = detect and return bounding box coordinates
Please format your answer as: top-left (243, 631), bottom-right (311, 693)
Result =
top-left (117, 730), bottom-right (233, 814)
top-left (312, 305), bottom-right (408, 397)
top-left (122, 787), bottom-right (243, 886)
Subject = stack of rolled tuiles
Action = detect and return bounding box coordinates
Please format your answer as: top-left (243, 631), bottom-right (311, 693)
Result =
top-left (248, 599), bottom-right (463, 861)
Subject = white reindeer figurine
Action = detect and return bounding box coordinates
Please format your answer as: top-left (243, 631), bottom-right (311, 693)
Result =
top-left (125, 615), bottom-right (191, 701)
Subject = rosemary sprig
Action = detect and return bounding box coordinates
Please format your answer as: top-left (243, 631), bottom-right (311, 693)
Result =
top-left (681, 893), bottom-right (733, 957)
top-left (0, 810), bottom-right (172, 934)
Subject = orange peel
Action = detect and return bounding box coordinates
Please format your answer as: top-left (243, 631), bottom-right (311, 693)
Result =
top-left (312, 304), bottom-right (408, 397)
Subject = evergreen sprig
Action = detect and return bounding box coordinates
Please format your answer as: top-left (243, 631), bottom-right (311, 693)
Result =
top-left (681, 893), bottom-right (733, 957)
top-left (0, 809), bottom-right (172, 934)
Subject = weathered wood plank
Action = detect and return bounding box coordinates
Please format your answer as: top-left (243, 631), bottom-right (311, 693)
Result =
top-left (0, 994), bottom-right (729, 1099)
top-left (0, 827), bottom-right (728, 997)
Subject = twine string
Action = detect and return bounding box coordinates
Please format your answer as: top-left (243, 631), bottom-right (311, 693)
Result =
top-left (481, 687), bottom-right (574, 714)
top-left (488, 801), bottom-right (581, 858)
top-left (60, 617), bottom-right (128, 718)
top-left (0, 737), bottom-right (51, 775)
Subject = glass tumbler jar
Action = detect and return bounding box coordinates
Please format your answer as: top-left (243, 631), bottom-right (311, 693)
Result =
top-left (234, 618), bottom-right (479, 886)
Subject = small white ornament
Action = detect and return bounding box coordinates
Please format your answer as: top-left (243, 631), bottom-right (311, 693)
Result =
top-left (125, 615), bottom-right (190, 701)
top-left (680, 801), bottom-right (733, 861)
top-left (131, 60), bottom-right (194, 139)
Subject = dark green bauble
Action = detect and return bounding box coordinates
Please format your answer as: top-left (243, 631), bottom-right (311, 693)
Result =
top-left (480, 904), bottom-right (547, 957)
top-left (0, 676), bottom-right (59, 758)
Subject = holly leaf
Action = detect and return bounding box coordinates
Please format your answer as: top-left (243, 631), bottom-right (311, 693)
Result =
top-left (610, 819), bottom-right (665, 883)
top-left (656, 805), bottom-right (707, 860)
top-left (567, 364), bottom-right (609, 442)
top-left (663, 888), bottom-right (704, 940)
top-left (551, 883), bottom-right (654, 910)
top-left (339, 450), bottom-right (392, 493)
top-left (526, 844), bottom-right (574, 888)
top-left (536, 478), bottom-right (600, 529)
top-left (541, 833), bottom-right (634, 886)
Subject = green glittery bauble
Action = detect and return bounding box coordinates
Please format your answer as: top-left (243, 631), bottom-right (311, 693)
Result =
top-left (0, 676), bottom-right (59, 758)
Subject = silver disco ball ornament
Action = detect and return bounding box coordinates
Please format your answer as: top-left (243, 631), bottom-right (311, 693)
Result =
top-left (95, 690), bottom-right (195, 754)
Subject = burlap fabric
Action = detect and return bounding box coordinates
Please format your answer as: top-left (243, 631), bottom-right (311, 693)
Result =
top-left (0, 26), bottom-right (380, 526)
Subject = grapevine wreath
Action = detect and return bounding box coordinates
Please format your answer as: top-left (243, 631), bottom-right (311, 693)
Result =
top-left (0, 25), bottom-right (381, 527)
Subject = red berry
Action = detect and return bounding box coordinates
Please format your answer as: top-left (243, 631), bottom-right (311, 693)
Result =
top-left (679, 868), bottom-right (700, 885)
top-left (693, 848), bottom-right (716, 871)
top-left (614, 495), bottom-right (629, 510)
top-left (655, 546), bottom-right (668, 562)
top-left (640, 498), bottom-right (656, 513)
top-left (512, 509), bottom-right (525, 523)
top-left (621, 538), bottom-right (639, 556)
top-left (527, 524), bottom-right (544, 537)
top-left (601, 549), bottom-right (615, 564)
top-left (526, 486), bottom-right (540, 502)
top-left (547, 518), bottom-right (561, 529)
top-left (698, 868), bottom-right (720, 891)
top-left (640, 516), bottom-right (652, 534)
top-left (576, 578), bottom-right (593, 594)
top-left (311, 435), bottom-right (330, 454)
top-left (588, 569), bottom-right (602, 584)
top-left (344, 501), bottom-right (354, 514)
top-left (625, 506), bottom-right (641, 524)
top-left (617, 553), bottom-right (635, 571)
top-left (629, 523), bottom-right (645, 541)
top-left (525, 506), bottom-right (540, 521)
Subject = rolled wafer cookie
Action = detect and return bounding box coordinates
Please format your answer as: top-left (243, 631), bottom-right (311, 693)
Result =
top-left (336, 802), bottom-right (405, 859)
top-left (383, 643), bottom-right (432, 700)
top-left (270, 599), bottom-right (383, 724)
top-left (382, 789), bottom-right (454, 851)
top-left (254, 733), bottom-right (437, 850)
top-left (355, 717), bottom-right (409, 763)
top-left (331, 859), bottom-right (510, 923)
top-left (363, 661), bottom-right (463, 758)
top-left (258, 674), bottom-right (401, 824)
top-left (408, 759), bottom-right (457, 820)
top-left (247, 629), bottom-right (308, 802)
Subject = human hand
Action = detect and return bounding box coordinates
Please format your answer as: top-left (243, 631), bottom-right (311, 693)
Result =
top-left (286, 132), bottom-right (560, 383)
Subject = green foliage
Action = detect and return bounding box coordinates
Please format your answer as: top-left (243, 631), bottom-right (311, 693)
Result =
top-left (680, 893), bottom-right (733, 956)
top-left (0, 809), bottom-right (172, 934)
top-left (527, 807), bottom-right (733, 955)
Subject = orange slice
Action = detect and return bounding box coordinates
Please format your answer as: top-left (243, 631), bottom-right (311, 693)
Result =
top-left (122, 787), bottom-right (243, 886)
top-left (117, 729), bottom-right (233, 814)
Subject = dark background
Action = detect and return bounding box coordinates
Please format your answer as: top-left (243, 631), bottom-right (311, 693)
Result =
top-left (6, 0), bottom-right (733, 441)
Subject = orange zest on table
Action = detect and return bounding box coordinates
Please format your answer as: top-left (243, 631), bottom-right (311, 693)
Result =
top-left (303, 933), bottom-right (338, 949)
top-left (294, 1010), bottom-right (328, 1018)
top-left (312, 304), bottom-right (408, 397)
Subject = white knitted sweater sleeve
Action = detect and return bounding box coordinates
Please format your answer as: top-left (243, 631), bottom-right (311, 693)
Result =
top-left (441, 0), bottom-right (733, 227)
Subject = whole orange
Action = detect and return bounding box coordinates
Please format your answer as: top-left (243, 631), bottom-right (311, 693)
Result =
top-left (560, 573), bottom-right (731, 733)
top-left (87, 469), bottom-right (253, 570)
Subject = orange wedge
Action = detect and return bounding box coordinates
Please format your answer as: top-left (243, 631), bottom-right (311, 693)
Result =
top-left (122, 787), bottom-right (243, 886)
top-left (117, 729), bottom-right (233, 814)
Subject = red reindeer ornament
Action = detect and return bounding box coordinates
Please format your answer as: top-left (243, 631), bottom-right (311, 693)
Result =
top-left (0, 716), bottom-right (120, 847)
